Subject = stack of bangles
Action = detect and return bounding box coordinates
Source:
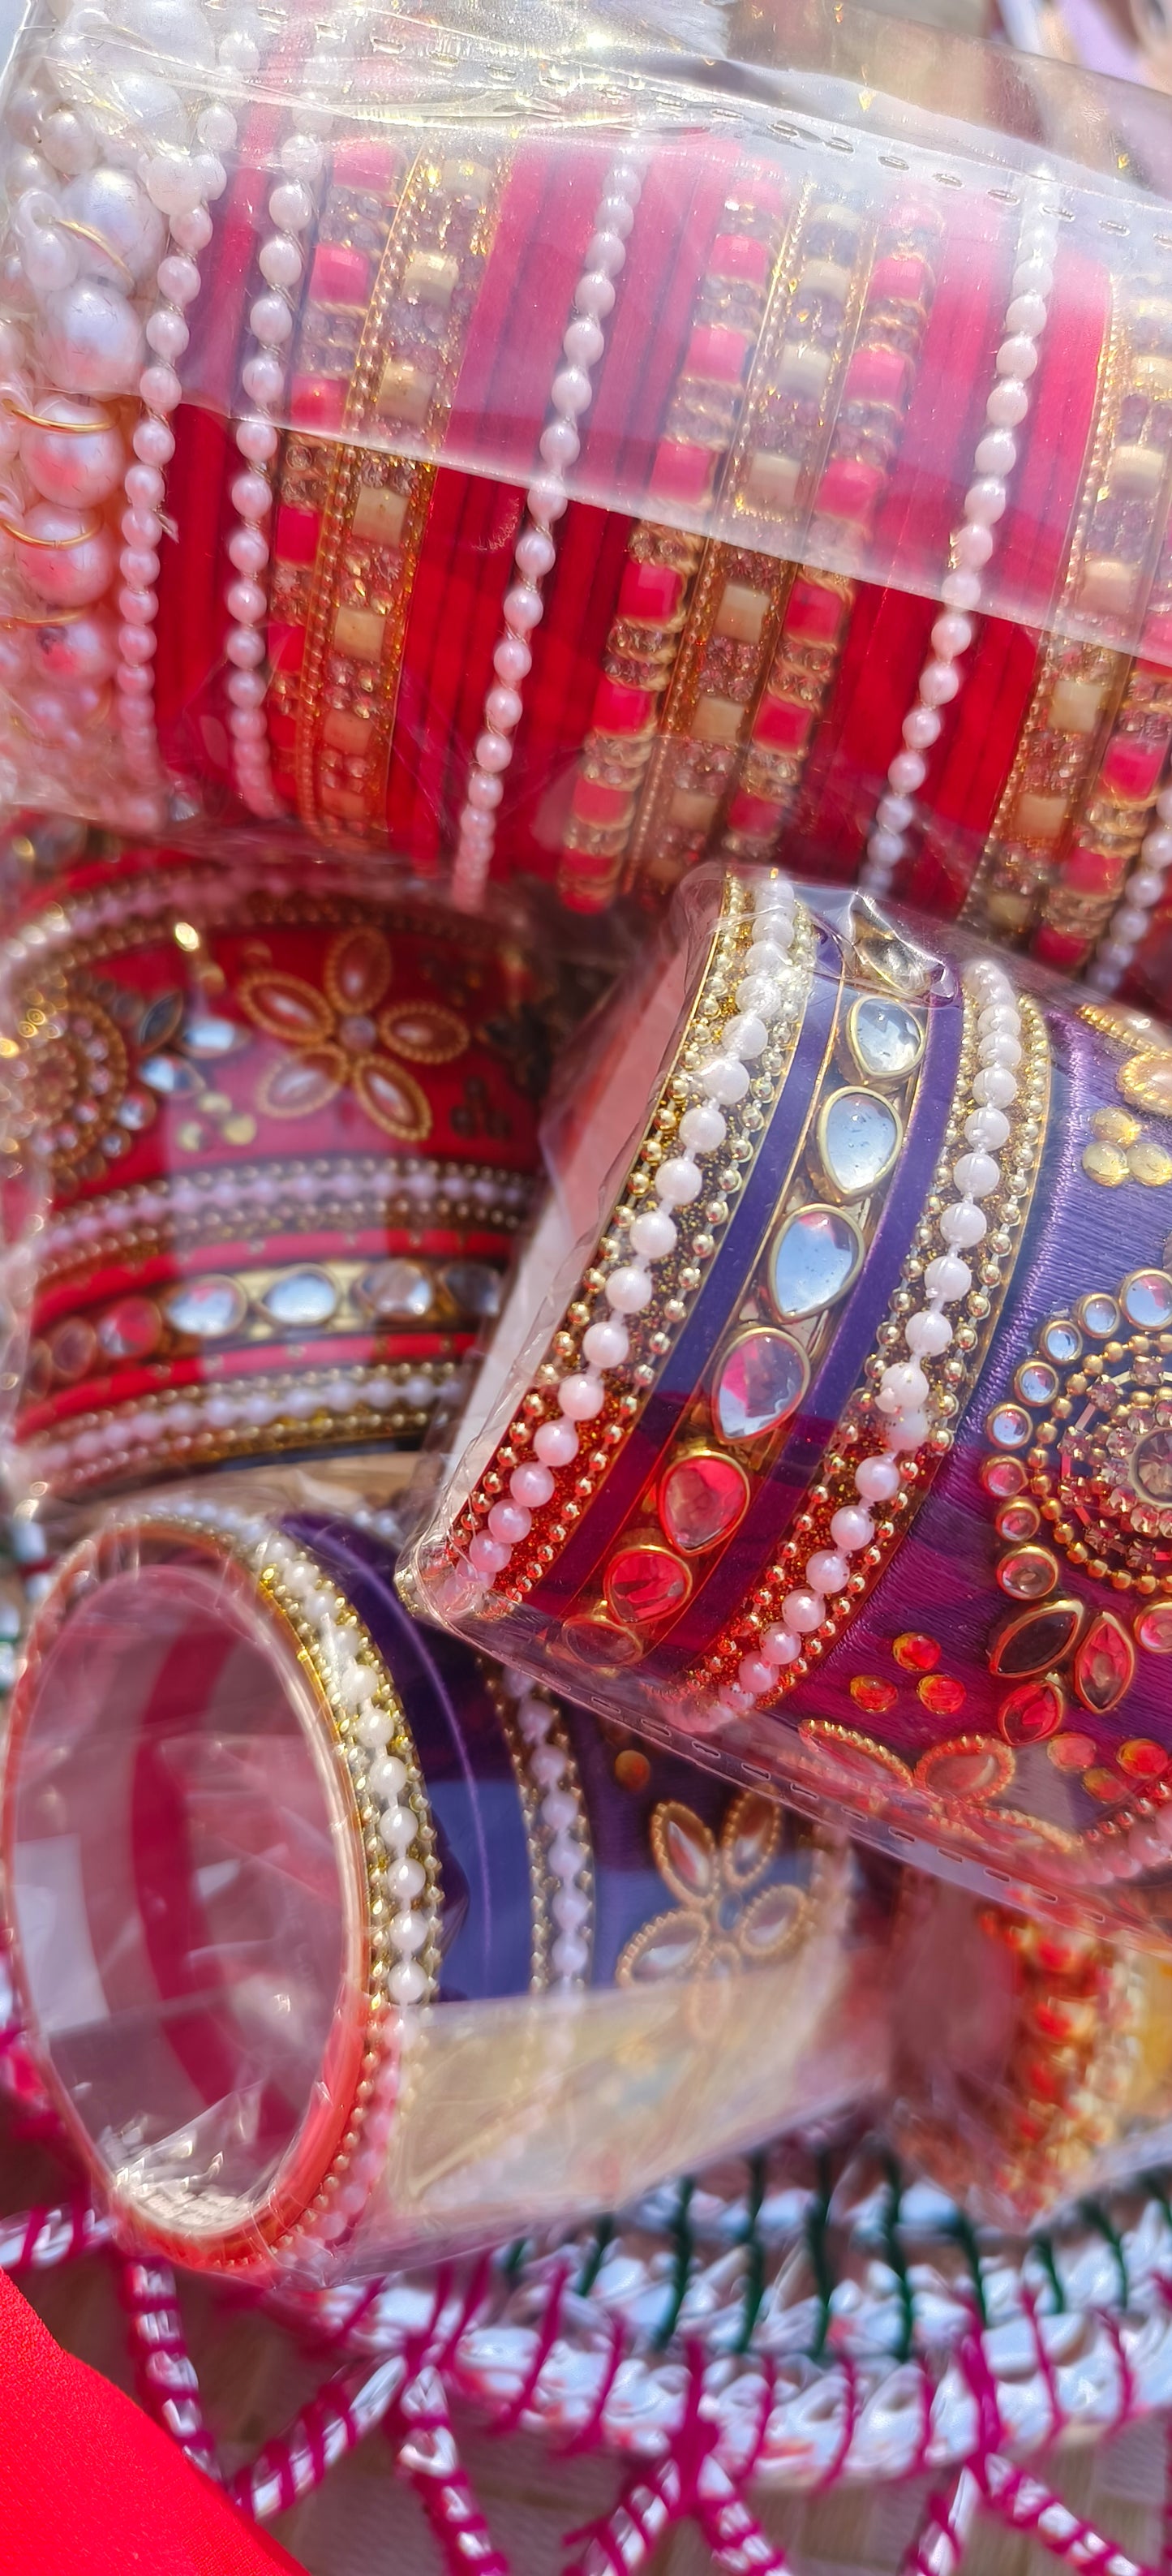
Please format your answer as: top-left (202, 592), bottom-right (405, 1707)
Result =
top-left (407, 862), bottom-right (1172, 1945)
top-left (0, 14), bottom-right (1170, 1001)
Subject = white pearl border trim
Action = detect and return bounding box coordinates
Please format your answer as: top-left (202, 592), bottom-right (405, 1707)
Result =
top-left (500, 1671), bottom-right (593, 1989)
top-left (1089, 781), bottom-right (1172, 994)
top-left (466, 871), bottom-right (805, 1593)
top-left (225, 110), bottom-right (329, 819)
top-left (715, 950), bottom-right (1024, 1722)
top-left (25, 1357), bottom-right (446, 1491)
top-left (861, 187), bottom-right (1059, 897)
top-left (450, 153), bottom-right (643, 909)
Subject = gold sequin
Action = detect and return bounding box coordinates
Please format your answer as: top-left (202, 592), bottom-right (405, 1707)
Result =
top-left (1083, 1141), bottom-right (1130, 1185)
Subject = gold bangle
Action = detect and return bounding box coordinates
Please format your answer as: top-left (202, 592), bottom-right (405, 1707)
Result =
top-left (290, 145), bottom-right (513, 844)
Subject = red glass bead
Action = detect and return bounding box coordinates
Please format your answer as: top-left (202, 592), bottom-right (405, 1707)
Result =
top-left (917, 1673), bottom-right (966, 1718)
top-left (784, 580), bottom-right (845, 645)
top-left (753, 695), bottom-right (813, 751)
top-left (1047, 1731), bottom-right (1097, 1772)
top-left (96, 1296), bottom-right (162, 1362)
top-left (981, 1456), bottom-right (1028, 1499)
top-left (310, 243), bottom-right (371, 310)
top-left (867, 252), bottom-right (931, 306)
top-left (1072, 1611), bottom-right (1136, 1715)
top-left (1137, 1603), bottom-right (1172, 1654)
top-left (618, 559), bottom-right (685, 625)
top-left (268, 622), bottom-right (306, 677)
top-left (815, 457), bottom-right (885, 526)
top-left (892, 1632), bottom-right (940, 1673)
top-left (614, 1749), bottom-right (651, 1791)
top-left (1101, 736), bottom-right (1166, 803)
top-left (841, 346), bottom-right (908, 408)
top-left (1033, 928), bottom-right (1088, 973)
top-left (591, 677), bottom-right (655, 737)
top-left (290, 376), bottom-right (348, 432)
top-left (274, 506), bottom-right (320, 568)
top-left (605, 1545), bottom-right (691, 1628)
top-left (1118, 1738), bottom-right (1169, 1778)
top-left (659, 1452), bottom-right (750, 1554)
top-left (998, 1677), bottom-right (1065, 1746)
top-left (849, 1675), bottom-right (897, 1717)
top-left (649, 441), bottom-right (715, 505)
top-left (685, 325), bottom-right (751, 385)
top-left (570, 778), bottom-right (632, 828)
top-left (1084, 1767), bottom-right (1127, 1804)
top-left (710, 232), bottom-right (770, 286)
top-left (1061, 845), bottom-right (1127, 897)
top-left (727, 789), bottom-right (783, 836)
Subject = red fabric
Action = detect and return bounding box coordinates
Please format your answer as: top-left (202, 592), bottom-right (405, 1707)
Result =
top-left (0, 2270), bottom-right (302, 2574)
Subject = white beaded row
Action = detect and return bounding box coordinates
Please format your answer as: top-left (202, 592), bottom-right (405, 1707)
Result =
top-left (0, 2), bottom-right (243, 824)
top-left (224, 103), bottom-right (331, 818)
top-left (27, 1358), bottom-right (442, 1489)
top-left (506, 1677), bottom-right (592, 1987)
top-left (450, 153), bottom-right (643, 910)
top-left (466, 872), bottom-right (805, 1591)
top-left (36, 1157), bottom-right (530, 1271)
top-left (1089, 781), bottom-right (1172, 993)
top-left (861, 191), bottom-right (1059, 897)
top-left (715, 953), bottom-right (1023, 1723)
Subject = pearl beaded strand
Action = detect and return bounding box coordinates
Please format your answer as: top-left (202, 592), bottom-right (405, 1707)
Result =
top-left (466, 871), bottom-right (805, 1591)
top-left (715, 953), bottom-right (1024, 1725)
top-left (450, 153), bottom-right (644, 910)
top-left (861, 188), bottom-right (1059, 897)
top-left (225, 75), bottom-right (339, 816)
top-left (1089, 779), bottom-right (1172, 993)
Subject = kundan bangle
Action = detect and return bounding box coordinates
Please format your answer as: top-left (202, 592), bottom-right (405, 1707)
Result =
top-left (0, 854), bottom-right (545, 1502)
top-left (2, 1496), bottom-right (856, 2276)
top-left (408, 866), bottom-right (1172, 1942)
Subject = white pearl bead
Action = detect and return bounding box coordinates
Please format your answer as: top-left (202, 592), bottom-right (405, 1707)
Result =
top-left (965, 1104), bottom-right (1010, 1149)
top-left (877, 793), bottom-right (914, 833)
top-left (904, 704), bottom-right (942, 750)
top-left (951, 1149), bottom-right (998, 1198)
top-left (940, 568), bottom-right (982, 612)
top-left (868, 829), bottom-right (904, 868)
top-left (1144, 825), bottom-right (1172, 866)
top-left (1114, 905), bottom-right (1148, 942)
top-left (37, 278), bottom-right (144, 396)
top-left (829, 1505), bottom-right (873, 1552)
top-left (526, 474), bottom-right (567, 526)
top-left (923, 1253), bottom-right (972, 1301)
top-left (563, 315), bottom-right (603, 368)
top-left (587, 229), bottom-right (627, 276)
top-left (250, 291), bottom-right (292, 346)
top-left (761, 1624), bottom-right (801, 1666)
top-left (985, 376), bottom-right (1028, 427)
top-left (268, 179), bottom-right (314, 233)
top-left (64, 166), bottom-right (165, 286)
top-left (605, 1262), bottom-right (653, 1314)
top-left (938, 1200), bottom-right (987, 1248)
top-left (887, 1407), bottom-right (929, 1453)
top-left (20, 401), bottom-right (123, 505)
top-left (878, 1361), bottom-right (929, 1413)
top-left (1013, 256), bottom-right (1053, 298)
top-left (1006, 290), bottom-right (1047, 336)
top-left (997, 334), bottom-right (1038, 379)
top-left (1127, 869), bottom-right (1165, 906)
top-left (552, 364), bottom-right (593, 417)
top-left (629, 1206), bottom-right (676, 1259)
top-left (679, 1102), bottom-right (725, 1154)
top-left (888, 750), bottom-right (926, 794)
top-left (515, 524), bottom-right (556, 583)
top-left (781, 1591), bottom-right (822, 1635)
top-left (504, 583), bottom-right (543, 632)
top-left (575, 269), bottom-right (615, 317)
top-left (698, 1056), bottom-right (749, 1105)
top-left (15, 503), bottom-right (114, 605)
top-left (582, 1318), bottom-right (628, 1370)
top-left (534, 1417), bottom-right (578, 1466)
top-left (855, 1456), bottom-right (901, 1503)
top-left (259, 232), bottom-right (302, 290)
top-left (539, 417), bottom-right (580, 469)
top-left (242, 352), bottom-right (284, 406)
top-left (806, 1550), bottom-right (849, 1595)
top-left (955, 520), bottom-right (994, 570)
top-left (974, 428), bottom-right (1016, 478)
top-left (474, 729), bottom-right (512, 774)
top-left (736, 970), bottom-right (785, 1017)
top-left (724, 1010), bottom-right (767, 1059)
top-left (904, 1309), bottom-right (951, 1357)
top-left (930, 612), bottom-right (972, 661)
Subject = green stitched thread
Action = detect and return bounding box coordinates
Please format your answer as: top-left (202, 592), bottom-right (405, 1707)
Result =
top-left (502, 2237), bottom-right (530, 2280)
top-left (575, 2216), bottom-right (614, 2299)
top-left (734, 2154), bottom-right (766, 2355)
top-left (1079, 2197), bottom-right (1130, 2309)
top-left (805, 2152), bottom-right (835, 2363)
top-left (654, 2177), bottom-right (696, 2348)
top-left (944, 2209), bottom-right (987, 2329)
top-left (879, 2150), bottom-right (915, 2363)
top-left (1031, 2234), bottom-right (1067, 2315)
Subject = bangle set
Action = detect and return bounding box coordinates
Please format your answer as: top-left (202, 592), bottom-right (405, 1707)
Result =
top-left (1, 24), bottom-right (1172, 999)
top-left (2, 1492), bottom-right (849, 2273)
top-left (0, 856), bottom-right (545, 1502)
top-left (409, 865), bottom-right (1172, 1941)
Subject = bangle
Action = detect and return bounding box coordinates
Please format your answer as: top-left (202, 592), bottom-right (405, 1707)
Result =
top-left (2, 857), bottom-right (543, 1501)
top-left (3, 1496), bottom-right (850, 2275)
top-left (409, 870), bottom-right (1172, 1937)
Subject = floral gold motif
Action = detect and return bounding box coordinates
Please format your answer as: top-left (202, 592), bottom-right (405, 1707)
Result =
top-left (616, 1792), bottom-right (807, 1985)
top-left (239, 926), bottom-right (467, 1140)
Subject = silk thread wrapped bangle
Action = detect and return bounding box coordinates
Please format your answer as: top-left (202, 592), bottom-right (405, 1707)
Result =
top-left (860, 184), bottom-right (1059, 899)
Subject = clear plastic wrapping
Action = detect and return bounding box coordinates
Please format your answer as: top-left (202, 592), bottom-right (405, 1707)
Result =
top-left (1, 4), bottom-right (1172, 987)
top-left (405, 861), bottom-right (1172, 1941)
top-left (0, 1477), bottom-right (889, 2278)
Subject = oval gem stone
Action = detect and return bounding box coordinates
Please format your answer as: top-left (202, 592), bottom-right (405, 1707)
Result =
top-left (1072, 1610), bottom-right (1136, 1714)
top-left (1122, 1267), bottom-right (1172, 1331)
top-left (848, 996), bottom-right (924, 1083)
top-left (49, 1318), bottom-right (96, 1380)
top-left (714, 1327), bottom-right (808, 1442)
top-left (1015, 1360), bottom-right (1058, 1406)
top-left (261, 1267), bottom-right (339, 1328)
top-left (659, 1451), bottom-right (750, 1553)
top-left (1131, 1429), bottom-right (1172, 1503)
top-left (443, 1261), bottom-right (501, 1318)
top-left (97, 1295), bottom-right (162, 1361)
top-left (164, 1275), bottom-right (248, 1339)
top-left (998, 1677), bottom-right (1066, 1745)
top-left (769, 1205), bottom-right (863, 1320)
top-left (990, 1599), bottom-right (1085, 1677)
top-left (1137, 1602), bottom-right (1172, 1654)
top-left (605, 1545), bottom-right (691, 1628)
top-left (1080, 1293), bottom-right (1119, 1338)
top-left (1041, 1318), bottom-right (1082, 1365)
top-left (358, 1259), bottom-right (434, 1320)
top-left (819, 1088), bottom-right (900, 1198)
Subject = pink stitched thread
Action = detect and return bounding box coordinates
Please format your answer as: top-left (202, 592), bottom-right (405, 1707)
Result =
top-left (391, 2366), bottom-right (509, 2576)
top-left (1021, 2281), bottom-right (1067, 2448)
top-left (556, 2312), bottom-right (628, 2457)
top-left (695, 2452), bottom-right (792, 2575)
top-left (118, 2254), bottom-right (220, 2480)
top-left (491, 2265), bottom-right (571, 2437)
top-left (1094, 2303), bottom-right (1137, 2436)
top-left (817, 2354), bottom-right (859, 2489)
top-left (899, 2466), bottom-right (982, 2576)
top-left (979, 2455), bottom-right (1156, 2575)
